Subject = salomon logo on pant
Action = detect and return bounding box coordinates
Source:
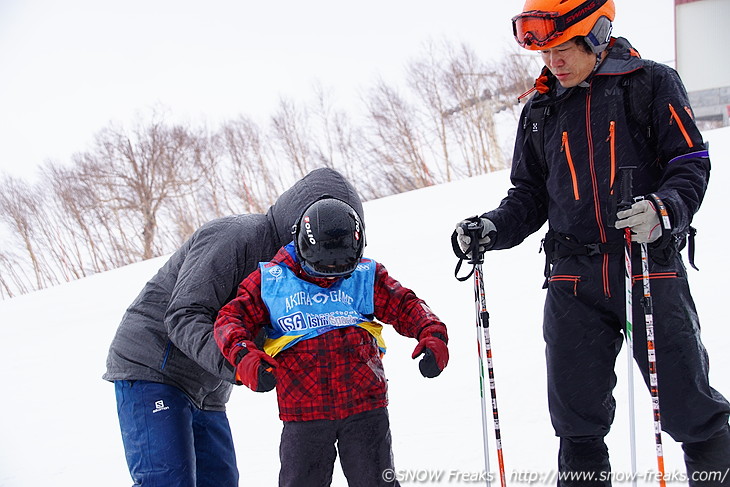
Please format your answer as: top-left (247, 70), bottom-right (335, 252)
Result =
top-left (152, 400), bottom-right (169, 413)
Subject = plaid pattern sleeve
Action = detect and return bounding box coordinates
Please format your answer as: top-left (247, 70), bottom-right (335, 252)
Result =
top-left (214, 267), bottom-right (270, 366)
top-left (372, 263), bottom-right (448, 341)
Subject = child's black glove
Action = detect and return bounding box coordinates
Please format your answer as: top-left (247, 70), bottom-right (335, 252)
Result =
top-left (234, 341), bottom-right (278, 392)
top-left (412, 325), bottom-right (449, 378)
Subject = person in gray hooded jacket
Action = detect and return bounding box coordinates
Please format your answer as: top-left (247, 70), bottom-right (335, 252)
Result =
top-left (103, 168), bottom-right (364, 487)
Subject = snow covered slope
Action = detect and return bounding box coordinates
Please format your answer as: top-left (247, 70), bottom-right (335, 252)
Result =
top-left (1, 127), bottom-right (728, 486)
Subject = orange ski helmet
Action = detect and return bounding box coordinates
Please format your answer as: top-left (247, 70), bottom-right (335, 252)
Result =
top-left (512, 0), bottom-right (615, 52)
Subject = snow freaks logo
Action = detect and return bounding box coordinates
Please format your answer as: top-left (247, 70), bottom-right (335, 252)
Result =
top-left (381, 468), bottom-right (730, 485)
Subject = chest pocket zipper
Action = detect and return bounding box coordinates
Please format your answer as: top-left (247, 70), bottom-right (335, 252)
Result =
top-left (561, 131), bottom-right (580, 200)
top-left (607, 121), bottom-right (616, 191)
top-left (668, 103), bottom-right (695, 148)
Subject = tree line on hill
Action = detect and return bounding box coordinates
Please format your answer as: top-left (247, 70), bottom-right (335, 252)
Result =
top-left (0, 41), bottom-right (538, 299)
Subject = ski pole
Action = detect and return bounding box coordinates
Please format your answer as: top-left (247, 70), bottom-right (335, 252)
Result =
top-left (636, 196), bottom-right (668, 487)
top-left (472, 258), bottom-right (493, 487)
top-left (618, 166), bottom-right (638, 487)
top-left (461, 221), bottom-right (507, 487)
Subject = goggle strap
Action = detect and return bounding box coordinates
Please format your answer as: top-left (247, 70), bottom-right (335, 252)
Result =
top-left (513, 0), bottom-right (609, 46)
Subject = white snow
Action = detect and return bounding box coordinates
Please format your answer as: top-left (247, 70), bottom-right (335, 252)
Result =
top-left (1, 127), bottom-right (728, 486)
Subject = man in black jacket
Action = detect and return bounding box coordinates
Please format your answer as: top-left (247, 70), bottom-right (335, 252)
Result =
top-left (456, 0), bottom-right (730, 485)
top-left (104, 168), bottom-right (364, 486)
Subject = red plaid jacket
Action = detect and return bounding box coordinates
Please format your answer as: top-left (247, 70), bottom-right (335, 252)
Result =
top-left (215, 245), bottom-right (447, 421)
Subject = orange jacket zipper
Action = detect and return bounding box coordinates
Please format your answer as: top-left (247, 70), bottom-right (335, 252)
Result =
top-left (668, 103), bottom-right (694, 148)
top-left (561, 131), bottom-right (580, 200)
top-left (586, 87), bottom-right (611, 298)
top-left (606, 121), bottom-right (617, 298)
top-left (607, 121), bottom-right (616, 192)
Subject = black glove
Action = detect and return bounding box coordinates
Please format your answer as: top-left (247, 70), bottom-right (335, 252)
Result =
top-left (234, 341), bottom-right (278, 392)
top-left (411, 328), bottom-right (449, 378)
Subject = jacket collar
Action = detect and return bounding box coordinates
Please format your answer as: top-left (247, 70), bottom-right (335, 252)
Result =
top-left (522, 37), bottom-right (645, 104)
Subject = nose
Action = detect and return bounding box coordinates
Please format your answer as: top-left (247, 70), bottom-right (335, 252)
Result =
top-left (544, 51), bottom-right (563, 68)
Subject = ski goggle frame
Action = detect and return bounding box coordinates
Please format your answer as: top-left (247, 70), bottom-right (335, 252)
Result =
top-left (300, 258), bottom-right (360, 278)
top-left (512, 0), bottom-right (608, 48)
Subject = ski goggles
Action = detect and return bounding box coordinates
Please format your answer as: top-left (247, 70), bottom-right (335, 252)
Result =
top-left (301, 258), bottom-right (359, 278)
top-left (512, 0), bottom-right (608, 48)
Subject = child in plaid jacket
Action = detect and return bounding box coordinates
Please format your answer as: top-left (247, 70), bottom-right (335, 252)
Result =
top-left (215, 197), bottom-right (448, 487)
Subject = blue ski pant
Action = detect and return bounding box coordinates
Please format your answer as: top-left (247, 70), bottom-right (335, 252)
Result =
top-left (278, 407), bottom-right (400, 487)
top-left (544, 252), bottom-right (730, 486)
top-left (114, 380), bottom-right (239, 487)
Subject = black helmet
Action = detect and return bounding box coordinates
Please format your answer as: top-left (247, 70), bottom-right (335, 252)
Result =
top-left (293, 197), bottom-right (365, 277)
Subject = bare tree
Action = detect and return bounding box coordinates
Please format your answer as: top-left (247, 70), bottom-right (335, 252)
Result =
top-left (363, 78), bottom-right (435, 195)
top-left (296, 84), bottom-right (381, 200)
top-left (0, 248), bottom-right (32, 298)
top-left (406, 41), bottom-right (460, 182)
top-left (406, 42), bottom-right (538, 180)
top-left (0, 176), bottom-right (51, 289)
top-left (270, 97), bottom-right (318, 180)
top-left (217, 116), bottom-right (284, 214)
top-left (43, 161), bottom-right (130, 273)
top-left (75, 114), bottom-right (202, 260)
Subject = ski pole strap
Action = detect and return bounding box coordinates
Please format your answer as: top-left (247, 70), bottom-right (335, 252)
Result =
top-left (452, 237), bottom-right (475, 281)
top-left (452, 218), bottom-right (486, 282)
top-left (451, 229), bottom-right (469, 260)
top-left (687, 226), bottom-right (699, 271)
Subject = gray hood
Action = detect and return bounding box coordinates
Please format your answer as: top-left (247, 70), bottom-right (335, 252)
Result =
top-left (267, 168), bottom-right (365, 248)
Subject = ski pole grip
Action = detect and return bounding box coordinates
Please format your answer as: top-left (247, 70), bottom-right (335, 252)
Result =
top-left (464, 220), bottom-right (485, 264)
top-left (618, 166), bottom-right (637, 211)
top-left (465, 220), bottom-right (483, 236)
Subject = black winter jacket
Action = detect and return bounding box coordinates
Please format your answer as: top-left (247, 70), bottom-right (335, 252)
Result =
top-left (103, 168), bottom-right (364, 411)
top-left (485, 37), bottom-right (709, 291)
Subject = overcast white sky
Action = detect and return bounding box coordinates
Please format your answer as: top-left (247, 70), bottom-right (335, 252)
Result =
top-left (0, 0), bottom-right (675, 181)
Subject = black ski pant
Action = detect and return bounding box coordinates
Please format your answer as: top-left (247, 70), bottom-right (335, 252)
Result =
top-left (278, 407), bottom-right (400, 487)
top-left (544, 252), bottom-right (730, 486)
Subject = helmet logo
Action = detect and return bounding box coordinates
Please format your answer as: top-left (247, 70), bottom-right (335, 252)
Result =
top-left (354, 219), bottom-right (360, 241)
top-left (303, 216), bottom-right (316, 244)
top-left (566, 1), bottom-right (599, 24)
